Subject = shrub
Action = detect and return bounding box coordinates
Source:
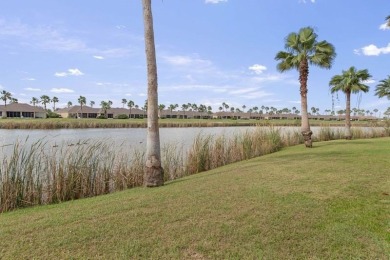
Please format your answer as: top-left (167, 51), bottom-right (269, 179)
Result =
top-left (97, 115), bottom-right (107, 119)
top-left (116, 114), bottom-right (129, 119)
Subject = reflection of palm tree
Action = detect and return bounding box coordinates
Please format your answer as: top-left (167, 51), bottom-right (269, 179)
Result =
top-left (275, 26), bottom-right (336, 147)
top-left (329, 66), bottom-right (371, 140)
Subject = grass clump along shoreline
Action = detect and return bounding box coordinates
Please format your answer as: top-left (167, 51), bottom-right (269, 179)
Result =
top-left (0, 126), bottom-right (388, 213)
top-left (0, 117), bottom-right (384, 129)
top-left (0, 138), bottom-right (389, 259)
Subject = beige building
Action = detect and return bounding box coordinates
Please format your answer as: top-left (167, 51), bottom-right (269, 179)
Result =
top-left (0, 103), bottom-right (47, 118)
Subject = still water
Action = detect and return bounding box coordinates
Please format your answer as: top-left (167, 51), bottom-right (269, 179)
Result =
top-left (0, 126), bottom-right (340, 156)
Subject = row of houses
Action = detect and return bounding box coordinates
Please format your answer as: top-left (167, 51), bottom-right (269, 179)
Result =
top-left (1, 103), bottom-right (378, 121)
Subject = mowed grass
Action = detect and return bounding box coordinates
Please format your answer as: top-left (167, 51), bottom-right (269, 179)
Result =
top-left (0, 138), bottom-right (389, 259)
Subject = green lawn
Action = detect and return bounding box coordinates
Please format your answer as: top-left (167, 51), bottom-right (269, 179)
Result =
top-left (0, 138), bottom-right (389, 259)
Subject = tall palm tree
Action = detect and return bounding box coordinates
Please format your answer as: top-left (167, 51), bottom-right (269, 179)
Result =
top-left (275, 27), bottom-right (336, 147)
top-left (142, 0), bottom-right (163, 187)
top-left (127, 100), bottom-right (135, 118)
top-left (122, 98), bottom-right (127, 108)
top-left (78, 96), bottom-right (86, 118)
top-left (1, 90), bottom-right (12, 106)
top-left (52, 96), bottom-right (59, 110)
top-left (375, 75), bottom-right (390, 100)
top-left (90, 100), bottom-right (95, 108)
top-left (329, 66), bottom-right (371, 140)
top-left (40, 95), bottom-right (51, 110)
top-left (30, 97), bottom-right (39, 107)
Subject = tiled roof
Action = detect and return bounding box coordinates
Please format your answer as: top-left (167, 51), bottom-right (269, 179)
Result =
top-left (0, 103), bottom-right (46, 112)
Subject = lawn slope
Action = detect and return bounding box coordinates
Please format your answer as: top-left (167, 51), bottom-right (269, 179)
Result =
top-left (0, 138), bottom-right (389, 259)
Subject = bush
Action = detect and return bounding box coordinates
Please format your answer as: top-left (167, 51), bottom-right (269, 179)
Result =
top-left (116, 114), bottom-right (129, 119)
top-left (46, 111), bottom-right (61, 118)
top-left (97, 115), bottom-right (107, 119)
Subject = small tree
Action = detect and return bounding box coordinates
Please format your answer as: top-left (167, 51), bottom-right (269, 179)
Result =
top-left (329, 66), bottom-right (371, 139)
top-left (1, 90), bottom-right (12, 106)
top-left (52, 96), bottom-right (59, 110)
top-left (127, 100), bottom-right (135, 118)
top-left (78, 96), bottom-right (86, 118)
top-left (40, 95), bottom-right (51, 110)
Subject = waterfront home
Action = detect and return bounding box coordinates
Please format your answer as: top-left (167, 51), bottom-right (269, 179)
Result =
top-left (0, 103), bottom-right (47, 118)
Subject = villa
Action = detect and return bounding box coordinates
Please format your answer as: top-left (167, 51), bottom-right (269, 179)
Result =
top-left (0, 103), bottom-right (47, 118)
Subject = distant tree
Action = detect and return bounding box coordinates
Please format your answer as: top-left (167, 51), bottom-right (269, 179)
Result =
top-left (329, 66), bottom-right (371, 140)
top-left (373, 108), bottom-right (379, 117)
top-left (78, 96), bottom-right (86, 118)
top-left (67, 101), bottom-right (73, 108)
top-left (242, 105), bottom-right (246, 112)
top-left (169, 104), bottom-right (178, 117)
top-left (218, 106), bottom-right (223, 112)
top-left (122, 98), bottom-right (127, 108)
top-left (253, 106), bottom-right (259, 113)
top-left (181, 103), bottom-right (189, 118)
top-left (100, 101), bottom-right (111, 118)
top-left (40, 95), bottom-right (51, 110)
top-left (275, 26), bottom-right (336, 147)
top-left (90, 101), bottom-right (95, 108)
top-left (52, 96), bottom-right (59, 110)
top-left (10, 98), bottom-right (18, 104)
top-left (158, 104), bottom-right (165, 118)
top-left (375, 75), bottom-right (390, 100)
top-left (1, 90), bottom-right (12, 106)
top-left (127, 100), bottom-right (135, 118)
top-left (30, 97), bottom-right (39, 107)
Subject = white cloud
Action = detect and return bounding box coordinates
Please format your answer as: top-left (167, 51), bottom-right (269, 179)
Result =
top-left (21, 78), bottom-right (36, 81)
top-left (248, 64), bottom-right (267, 74)
top-left (93, 55), bottom-right (104, 60)
top-left (379, 22), bottom-right (390, 31)
top-left (299, 0), bottom-right (315, 3)
top-left (50, 88), bottom-right (74, 93)
top-left (362, 79), bottom-right (375, 84)
top-left (229, 87), bottom-right (258, 95)
top-left (138, 93), bottom-right (146, 97)
top-left (55, 68), bottom-right (84, 77)
top-left (360, 43), bottom-right (390, 56)
top-left (205, 0), bottom-right (227, 4)
top-left (24, 87), bottom-right (41, 92)
top-left (68, 68), bottom-right (84, 76)
top-left (125, 93), bottom-right (132, 96)
top-left (0, 84), bottom-right (3, 89)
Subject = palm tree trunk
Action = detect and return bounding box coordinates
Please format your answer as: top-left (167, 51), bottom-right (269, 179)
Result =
top-left (345, 91), bottom-right (352, 140)
top-left (299, 59), bottom-right (313, 147)
top-left (142, 0), bottom-right (164, 187)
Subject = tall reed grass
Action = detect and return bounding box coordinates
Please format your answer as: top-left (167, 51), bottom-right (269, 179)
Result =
top-left (0, 126), bottom-right (387, 213)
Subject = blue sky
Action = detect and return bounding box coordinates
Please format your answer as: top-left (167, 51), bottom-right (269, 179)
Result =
top-left (0, 0), bottom-right (389, 115)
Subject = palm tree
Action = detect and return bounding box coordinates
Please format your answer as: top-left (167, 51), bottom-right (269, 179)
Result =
top-left (10, 98), bottom-right (18, 103)
top-left (121, 98), bottom-right (127, 108)
top-left (90, 101), bottom-right (95, 108)
top-left (67, 101), bottom-right (73, 108)
top-left (78, 96), bottom-right (86, 118)
top-left (30, 97), bottom-right (39, 107)
top-left (329, 66), bottom-right (371, 140)
top-left (40, 95), bottom-right (51, 110)
top-left (127, 100), bottom-right (135, 118)
top-left (52, 96), bottom-right (59, 110)
top-left (1, 90), bottom-right (12, 106)
top-left (158, 104), bottom-right (165, 118)
top-left (142, 0), bottom-right (163, 187)
top-left (375, 75), bottom-right (390, 100)
top-left (100, 101), bottom-right (111, 118)
top-left (181, 103), bottom-right (188, 118)
top-left (275, 27), bottom-right (336, 147)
